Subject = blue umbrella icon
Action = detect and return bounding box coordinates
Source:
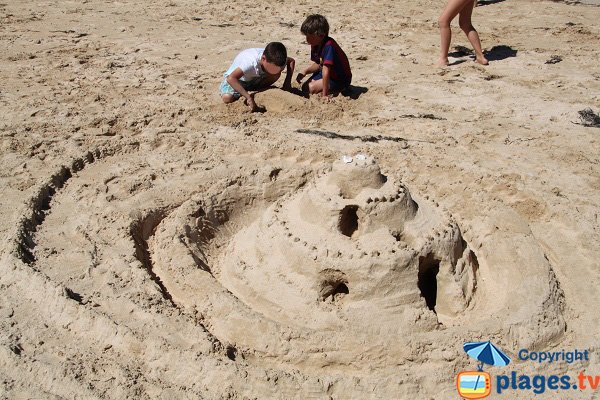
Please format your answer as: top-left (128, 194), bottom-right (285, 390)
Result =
top-left (464, 341), bottom-right (511, 371)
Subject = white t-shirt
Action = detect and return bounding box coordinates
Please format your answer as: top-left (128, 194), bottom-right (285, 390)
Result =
top-left (224, 48), bottom-right (264, 82)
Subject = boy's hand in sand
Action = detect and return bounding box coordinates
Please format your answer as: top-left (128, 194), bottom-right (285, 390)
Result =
top-left (246, 97), bottom-right (258, 112)
top-left (246, 97), bottom-right (266, 113)
top-left (320, 94), bottom-right (332, 103)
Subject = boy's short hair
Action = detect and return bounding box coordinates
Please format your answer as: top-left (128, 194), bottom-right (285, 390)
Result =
top-left (263, 42), bottom-right (287, 67)
top-left (300, 14), bottom-right (329, 37)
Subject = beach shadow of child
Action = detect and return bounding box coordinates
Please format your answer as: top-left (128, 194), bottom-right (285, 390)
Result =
top-left (476, 0), bottom-right (506, 6)
top-left (250, 84), bottom-right (367, 113)
top-left (340, 85), bottom-right (368, 100)
top-left (449, 45), bottom-right (473, 58)
top-left (447, 46), bottom-right (474, 65)
top-left (448, 44), bottom-right (517, 64)
top-left (287, 87), bottom-right (308, 98)
top-left (484, 45), bottom-right (518, 62)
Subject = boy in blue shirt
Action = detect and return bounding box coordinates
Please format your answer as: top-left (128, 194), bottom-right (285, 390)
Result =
top-left (296, 14), bottom-right (352, 99)
top-left (221, 42), bottom-right (295, 112)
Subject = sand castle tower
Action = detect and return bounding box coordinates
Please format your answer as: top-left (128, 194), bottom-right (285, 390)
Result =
top-left (217, 155), bottom-right (479, 332)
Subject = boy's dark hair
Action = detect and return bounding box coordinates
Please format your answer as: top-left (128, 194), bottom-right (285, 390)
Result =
top-left (300, 14), bottom-right (329, 37)
top-left (263, 42), bottom-right (287, 67)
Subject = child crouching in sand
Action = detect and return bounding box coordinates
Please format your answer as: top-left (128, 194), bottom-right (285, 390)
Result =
top-left (220, 42), bottom-right (295, 112)
top-left (296, 14), bottom-right (352, 100)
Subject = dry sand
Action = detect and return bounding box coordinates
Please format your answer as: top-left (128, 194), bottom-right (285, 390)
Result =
top-left (1, 0), bottom-right (599, 398)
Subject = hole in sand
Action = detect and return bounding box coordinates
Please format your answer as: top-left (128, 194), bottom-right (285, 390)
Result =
top-left (269, 168), bottom-right (282, 181)
top-left (338, 205), bottom-right (359, 237)
top-left (226, 345), bottom-right (237, 361)
top-left (332, 282), bottom-right (349, 298)
top-left (319, 270), bottom-right (349, 302)
top-left (320, 281), bottom-right (349, 302)
top-left (418, 254), bottom-right (440, 311)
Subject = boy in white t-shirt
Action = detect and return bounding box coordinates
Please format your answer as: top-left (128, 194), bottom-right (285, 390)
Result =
top-left (220, 42), bottom-right (295, 112)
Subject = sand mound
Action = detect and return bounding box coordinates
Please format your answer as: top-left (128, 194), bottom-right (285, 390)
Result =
top-left (253, 88), bottom-right (307, 114)
top-left (3, 146), bottom-right (566, 397)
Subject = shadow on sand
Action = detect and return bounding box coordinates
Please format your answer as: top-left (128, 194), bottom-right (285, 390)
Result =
top-left (477, 0), bottom-right (506, 6)
top-left (448, 44), bottom-right (517, 64)
top-left (485, 45), bottom-right (518, 61)
top-left (341, 85), bottom-right (369, 100)
top-left (252, 85), bottom-right (368, 108)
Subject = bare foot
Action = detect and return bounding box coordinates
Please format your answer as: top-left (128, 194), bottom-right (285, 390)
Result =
top-left (437, 58), bottom-right (450, 67)
top-left (476, 55), bottom-right (489, 65)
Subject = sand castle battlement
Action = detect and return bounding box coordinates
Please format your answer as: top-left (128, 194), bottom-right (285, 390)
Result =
top-left (216, 156), bottom-right (479, 336)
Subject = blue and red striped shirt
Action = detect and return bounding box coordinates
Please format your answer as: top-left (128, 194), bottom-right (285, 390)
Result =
top-left (311, 37), bottom-right (352, 86)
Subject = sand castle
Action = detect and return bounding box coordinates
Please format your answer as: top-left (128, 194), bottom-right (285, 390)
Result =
top-left (136, 154), bottom-right (565, 373)
top-left (1, 144), bottom-right (570, 397)
top-left (218, 154), bottom-right (477, 331)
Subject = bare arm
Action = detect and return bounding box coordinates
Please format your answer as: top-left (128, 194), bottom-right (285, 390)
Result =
top-left (296, 61), bottom-right (320, 83)
top-left (283, 57), bottom-right (295, 90)
top-left (321, 64), bottom-right (331, 97)
top-left (226, 67), bottom-right (257, 111)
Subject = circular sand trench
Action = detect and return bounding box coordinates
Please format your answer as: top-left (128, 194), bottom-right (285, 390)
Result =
top-left (4, 145), bottom-right (566, 398)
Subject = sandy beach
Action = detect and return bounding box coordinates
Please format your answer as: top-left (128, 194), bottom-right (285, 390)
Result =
top-left (1, 0), bottom-right (599, 398)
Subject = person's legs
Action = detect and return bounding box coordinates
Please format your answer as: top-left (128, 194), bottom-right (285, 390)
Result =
top-left (220, 79), bottom-right (240, 103)
top-left (303, 71), bottom-right (347, 96)
top-left (307, 79), bottom-right (324, 95)
top-left (302, 71), bottom-right (324, 95)
top-left (458, 0), bottom-right (489, 65)
top-left (221, 93), bottom-right (236, 103)
top-left (306, 78), bottom-right (347, 95)
top-left (438, 0), bottom-right (470, 66)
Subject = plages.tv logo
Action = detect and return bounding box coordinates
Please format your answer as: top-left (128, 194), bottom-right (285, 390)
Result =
top-left (456, 341), bottom-right (511, 399)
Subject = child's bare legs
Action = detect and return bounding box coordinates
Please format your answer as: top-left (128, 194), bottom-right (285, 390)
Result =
top-left (305, 79), bottom-right (323, 95)
top-left (438, 0), bottom-right (461, 66)
top-left (438, 0), bottom-right (487, 66)
top-left (458, 0), bottom-right (488, 65)
top-left (222, 93), bottom-right (237, 104)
